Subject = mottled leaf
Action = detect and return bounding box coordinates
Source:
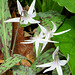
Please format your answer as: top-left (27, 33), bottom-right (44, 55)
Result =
top-left (38, 10), bottom-right (65, 31)
top-left (0, 0), bottom-right (12, 59)
top-left (53, 16), bottom-right (75, 75)
top-left (30, 48), bottom-right (54, 73)
top-left (13, 65), bottom-right (35, 75)
top-left (0, 54), bottom-right (21, 74)
top-left (0, 54), bottom-right (30, 74)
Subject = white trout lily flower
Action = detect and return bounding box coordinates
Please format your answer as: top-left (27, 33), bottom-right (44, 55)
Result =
top-left (21, 31), bottom-right (58, 57)
top-left (4, 0), bottom-right (40, 24)
top-left (38, 22), bottom-right (71, 52)
top-left (36, 46), bottom-right (69, 75)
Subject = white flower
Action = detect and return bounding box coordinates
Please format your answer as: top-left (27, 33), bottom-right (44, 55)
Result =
top-left (36, 46), bottom-right (69, 75)
top-left (21, 31), bottom-right (58, 57)
top-left (4, 0), bottom-right (40, 24)
top-left (38, 22), bottom-right (71, 52)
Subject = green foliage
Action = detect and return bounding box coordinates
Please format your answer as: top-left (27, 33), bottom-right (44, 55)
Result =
top-left (0, 0), bottom-right (12, 59)
top-left (0, 54), bottom-right (30, 74)
top-left (37, 10), bottom-right (65, 31)
top-left (41, 0), bottom-right (63, 13)
top-left (53, 16), bottom-right (75, 75)
top-left (13, 65), bottom-right (35, 75)
top-left (30, 48), bottom-right (54, 73)
top-left (36, 0), bottom-right (42, 11)
top-left (52, 64), bottom-right (71, 75)
top-left (53, 0), bottom-right (75, 13)
top-left (0, 54), bottom-right (21, 74)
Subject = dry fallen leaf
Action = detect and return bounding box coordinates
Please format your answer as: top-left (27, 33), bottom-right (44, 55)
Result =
top-left (11, 10), bottom-right (35, 58)
top-left (21, 54), bottom-right (35, 67)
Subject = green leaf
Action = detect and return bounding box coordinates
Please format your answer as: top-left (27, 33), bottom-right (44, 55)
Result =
top-left (52, 64), bottom-right (70, 75)
top-left (53, 16), bottom-right (75, 75)
top-left (52, 2), bottom-right (63, 13)
top-left (37, 10), bottom-right (65, 31)
top-left (42, 0), bottom-right (47, 12)
top-left (0, 54), bottom-right (21, 74)
top-left (13, 65), bottom-right (35, 75)
top-left (0, 0), bottom-right (12, 59)
top-left (53, 0), bottom-right (75, 13)
top-left (0, 54), bottom-right (30, 74)
top-left (30, 48), bottom-right (54, 73)
top-left (36, 0), bottom-right (42, 11)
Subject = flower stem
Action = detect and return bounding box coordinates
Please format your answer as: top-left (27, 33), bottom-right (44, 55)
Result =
top-left (11, 23), bottom-right (20, 56)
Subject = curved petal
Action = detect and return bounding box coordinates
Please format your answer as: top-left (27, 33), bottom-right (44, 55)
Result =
top-left (56, 64), bottom-right (63, 75)
top-left (38, 24), bottom-right (47, 33)
top-left (28, 17), bottom-right (40, 24)
top-left (39, 31), bottom-right (44, 38)
top-left (59, 54), bottom-right (69, 66)
top-left (40, 42), bottom-right (47, 53)
top-left (46, 40), bottom-right (59, 43)
top-left (29, 11), bottom-right (36, 18)
top-left (35, 41), bottom-right (39, 57)
top-left (51, 21), bottom-right (57, 32)
top-left (4, 18), bottom-right (20, 22)
top-left (20, 41), bottom-right (34, 44)
top-left (43, 65), bottom-right (56, 73)
top-left (36, 62), bottom-right (54, 67)
top-left (53, 29), bottom-right (71, 35)
top-left (17, 0), bottom-right (23, 16)
top-left (52, 46), bottom-right (59, 60)
top-left (28, 0), bottom-right (36, 14)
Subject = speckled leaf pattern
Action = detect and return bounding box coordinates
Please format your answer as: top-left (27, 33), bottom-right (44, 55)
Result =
top-left (38, 10), bottom-right (65, 30)
top-left (30, 48), bottom-right (54, 73)
top-left (0, 54), bottom-right (29, 74)
top-left (13, 65), bottom-right (35, 75)
top-left (0, 0), bottom-right (12, 59)
top-left (0, 54), bottom-right (21, 74)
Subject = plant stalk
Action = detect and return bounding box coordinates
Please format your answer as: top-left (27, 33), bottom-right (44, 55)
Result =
top-left (11, 23), bottom-right (20, 56)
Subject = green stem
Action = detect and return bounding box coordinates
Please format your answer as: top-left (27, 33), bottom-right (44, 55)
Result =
top-left (11, 23), bottom-right (20, 56)
top-left (2, 0), bottom-right (10, 59)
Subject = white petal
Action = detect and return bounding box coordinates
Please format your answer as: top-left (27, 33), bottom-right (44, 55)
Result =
top-left (42, 39), bottom-right (59, 43)
top-left (47, 40), bottom-right (59, 43)
top-left (43, 65), bottom-right (56, 73)
top-left (36, 62), bottom-right (53, 67)
top-left (28, 17), bottom-right (40, 24)
top-left (39, 31), bottom-right (44, 38)
top-left (53, 29), bottom-right (71, 35)
top-left (38, 24), bottom-right (47, 33)
top-left (40, 42), bottom-right (47, 53)
top-left (29, 11), bottom-right (36, 18)
top-left (59, 54), bottom-right (69, 66)
top-left (51, 21), bottom-right (57, 32)
top-left (35, 41), bottom-right (39, 57)
top-left (28, 0), bottom-right (36, 14)
top-left (56, 65), bottom-right (63, 75)
top-left (17, 0), bottom-right (23, 16)
top-left (20, 41), bottom-right (34, 44)
top-left (20, 17), bottom-right (28, 24)
top-left (4, 18), bottom-right (20, 22)
top-left (53, 46), bottom-right (59, 60)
